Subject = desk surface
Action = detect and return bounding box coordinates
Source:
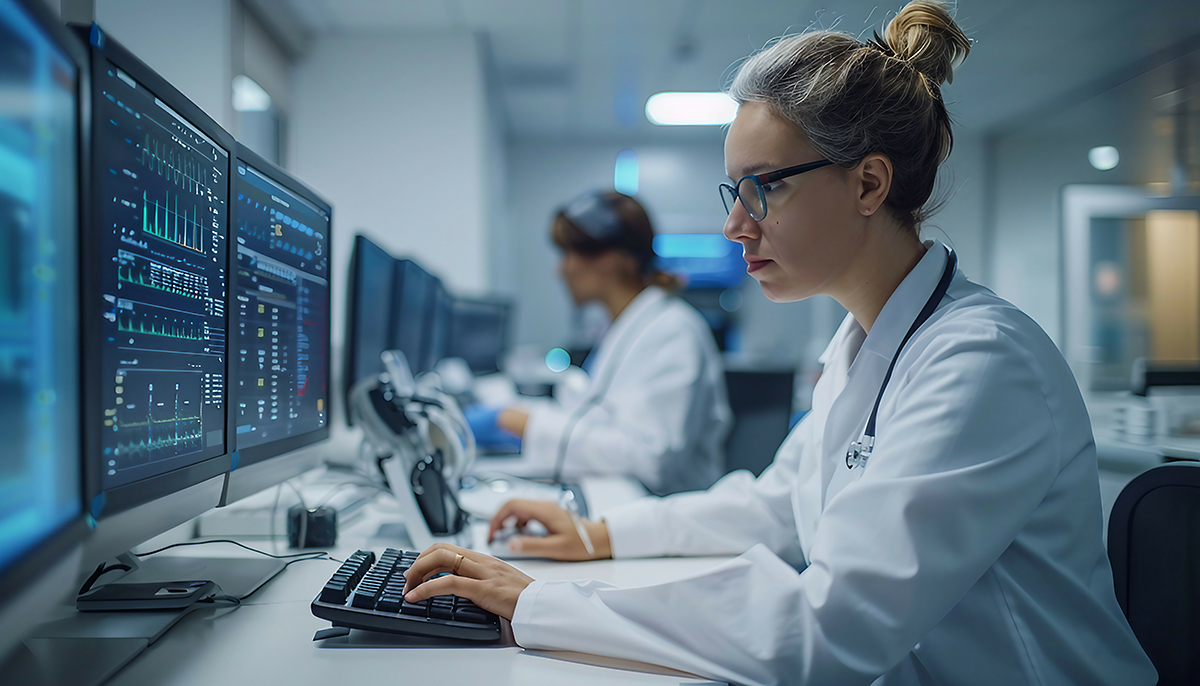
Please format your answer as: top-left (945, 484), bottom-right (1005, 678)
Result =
top-left (98, 474), bottom-right (729, 686)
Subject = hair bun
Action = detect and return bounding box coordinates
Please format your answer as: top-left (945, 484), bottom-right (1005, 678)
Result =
top-left (884, 0), bottom-right (971, 86)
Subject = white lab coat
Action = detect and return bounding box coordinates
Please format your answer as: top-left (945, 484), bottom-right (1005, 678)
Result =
top-left (521, 285), bottom-right (731, 495)
top-left (510, 242), bottom-right (1156, 686)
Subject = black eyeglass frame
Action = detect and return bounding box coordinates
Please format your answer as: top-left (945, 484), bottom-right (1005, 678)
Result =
top-left (720, 159), bottom-right (834, 221)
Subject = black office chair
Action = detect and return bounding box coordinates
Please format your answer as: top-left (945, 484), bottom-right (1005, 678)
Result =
top-left (722, 369), bottom-right (795, 477)
top-left (1107, 462), bottom-right (1200, 686)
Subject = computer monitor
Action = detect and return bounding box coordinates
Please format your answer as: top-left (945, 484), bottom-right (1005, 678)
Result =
top-left (343, 234), bottom-right (395, 421)
top-left (424, 279), bottom-right (451, 373)
top-left (222, 144), bottom-right (331, 504)
top-left (392, 258), bottom-right (436, 375)
top-left (447, 298), bottom-right (512, 375)
top-left (78, 24), bottom-right (234, 558)
top-left (0, 0), bottom-right (89, 657)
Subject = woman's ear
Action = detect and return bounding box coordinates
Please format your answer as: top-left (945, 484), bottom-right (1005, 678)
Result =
top-left (855, 153), bottom-right (893, 217)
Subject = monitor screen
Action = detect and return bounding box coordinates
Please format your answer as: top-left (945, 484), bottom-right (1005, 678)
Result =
top-left (344, 235), bottom-right (395, 410)
top-left (0, 0), bottom-right (82, 574)
top-left (447, 299), bottom-right (511, 374)
top-left (232, 160), bottom-right (330, 452)
top-left (392, 259), bottom-right (435, 375)
top-left (424, 280), bottom-right (451, 373)
top-left (92, 51), bottom-right (229, 490)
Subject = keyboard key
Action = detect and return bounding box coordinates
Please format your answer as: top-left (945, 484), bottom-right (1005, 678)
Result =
top-left (400, 601), bottom-right (427, 616)
top-left (429, 604), bottom-right (453, 621)
top-left (319, 581), bottom-right (347, 605)
top-left (453, 608), bottom-right (489, 624)
top-left (352, 592), bottom-right (377, 609)
top-left (375, 596), bottom-right (402, 613)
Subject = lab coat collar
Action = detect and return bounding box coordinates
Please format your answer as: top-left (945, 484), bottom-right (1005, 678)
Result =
top-left (603, 285), bottom-right (667, 347)
top-left (857, 240), bottom-right (952, 364)
top-left (586, 286), bottom-right (668, 377)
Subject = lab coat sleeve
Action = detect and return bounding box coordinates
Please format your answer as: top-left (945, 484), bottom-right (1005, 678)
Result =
top-left (599, 415), bottom-right (809, 562)
top-left (511, 323), bottom-right (1066, 686)
top-left (522, 324), bottom-right (707, 493)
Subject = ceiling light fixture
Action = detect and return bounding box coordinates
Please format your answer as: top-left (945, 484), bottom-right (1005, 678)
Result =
top-left (645, 92), bottom-right (737, 126)
top-left (232, 74), bottom-right (272, 112)
top-left (1088, 146), bottom-right (1119, 171)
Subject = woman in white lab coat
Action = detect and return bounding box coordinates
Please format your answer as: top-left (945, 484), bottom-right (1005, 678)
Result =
top-left (406, 2), bottom-right (1158, 684)
top-left (467, 191), bottom-right (732, 495)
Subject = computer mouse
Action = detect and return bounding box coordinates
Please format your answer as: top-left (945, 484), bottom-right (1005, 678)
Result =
top-left (486, 520), bottom-right (548, 559)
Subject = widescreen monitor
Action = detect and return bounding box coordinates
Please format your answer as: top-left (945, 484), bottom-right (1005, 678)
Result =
top-left (0, 0), bottom-right (89, 657)
top-left (446, 298), bottom-right (512, 374)
top-left (392, 258), bottom-right (436, 375)
top-left (222, 146), bottom-right (331, 503)
top-left (424, 279), bottom-right (451, 373)
top-left (343, 234), bottom-right (394, 421)
top-left (78, 24), bottom-right (234, 540)
top-left (231, 146), bottom-right (331, 462)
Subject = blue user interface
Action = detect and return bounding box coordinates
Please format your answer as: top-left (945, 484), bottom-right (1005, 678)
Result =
top-left (233, 163), bottom-right (330, 448)
top-left (0, 0), bottom-right (82, 573)
top-left (93, 51), bottom-right (230, 489)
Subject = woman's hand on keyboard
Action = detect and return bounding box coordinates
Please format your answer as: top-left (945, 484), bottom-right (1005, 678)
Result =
top-left (487, 499), bottom-right (613, 561)
top-left (402, 543), bottom-right (533, 620)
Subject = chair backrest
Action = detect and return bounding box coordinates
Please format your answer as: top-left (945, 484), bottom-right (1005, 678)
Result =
top-left (1107, 462), bottom-right (1200, 686)
top-left (723, 369), bottom-right (795, 477)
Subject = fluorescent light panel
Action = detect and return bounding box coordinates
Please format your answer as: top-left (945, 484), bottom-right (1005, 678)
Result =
top-left (646, 92), bottom-right (737, 126)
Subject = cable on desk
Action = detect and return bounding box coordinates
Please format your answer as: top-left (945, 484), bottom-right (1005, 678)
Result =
top-left (135, 538), bottom-right (340, 563)
top-left (314, 481), bottom-right (392, 509)
top-left (77, 561), bottom-right (132, 596)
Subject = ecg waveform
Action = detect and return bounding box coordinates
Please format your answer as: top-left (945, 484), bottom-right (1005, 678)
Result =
top-left (107, 373), bottom-right (204, 469)
top-left (143, 189), bottom-right (205, 254)
top-left (117, 250), bottom-right (207, 300)
top-left (116, 305), bottom-right (207, 341)
top-left (140, 133), bottom-right (209, 195)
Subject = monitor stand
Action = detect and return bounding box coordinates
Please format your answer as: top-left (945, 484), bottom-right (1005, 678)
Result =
top-left (16, 551), bottom-right (287, 686)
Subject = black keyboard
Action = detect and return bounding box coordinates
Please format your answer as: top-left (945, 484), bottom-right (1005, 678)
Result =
top-left (310, 548), bottom-right (501, 641)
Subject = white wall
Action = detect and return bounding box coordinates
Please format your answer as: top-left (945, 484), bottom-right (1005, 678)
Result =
top-left (95, 0), bottom-right (233, 131)
top-left (929, 133), bottom-right (987, 282)
top-left (288, 31), bottom-right (494, 358)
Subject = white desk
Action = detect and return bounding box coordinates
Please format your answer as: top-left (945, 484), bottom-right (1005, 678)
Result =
top-left (92, 474), bottom-right (730, 686)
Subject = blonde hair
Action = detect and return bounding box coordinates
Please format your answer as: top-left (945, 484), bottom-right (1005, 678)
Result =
top-left (726, 0), bottom-right (971, 230)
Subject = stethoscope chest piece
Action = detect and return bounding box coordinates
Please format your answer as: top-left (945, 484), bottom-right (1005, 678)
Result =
top-left (845, 435), bottom-right (874, 470)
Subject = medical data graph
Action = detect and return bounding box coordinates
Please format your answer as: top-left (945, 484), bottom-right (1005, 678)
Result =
top-left (233, 164), bottom-right (329, 450)
top-left (95, 63), bottom-right (229, 489)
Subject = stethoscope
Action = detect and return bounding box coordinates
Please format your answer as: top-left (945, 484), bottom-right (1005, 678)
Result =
top-left (846, 246), bottom-right (958, 470)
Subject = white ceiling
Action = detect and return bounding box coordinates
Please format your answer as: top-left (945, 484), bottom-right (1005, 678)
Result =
top-left (281, 0), bottom-right (1200, 141)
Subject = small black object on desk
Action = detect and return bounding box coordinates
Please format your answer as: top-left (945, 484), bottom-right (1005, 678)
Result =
top-left (288, 505), bottom-right (338, 548)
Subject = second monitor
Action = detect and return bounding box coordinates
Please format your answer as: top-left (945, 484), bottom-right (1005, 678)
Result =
top-left (225, 145), bottom-right (332, 503)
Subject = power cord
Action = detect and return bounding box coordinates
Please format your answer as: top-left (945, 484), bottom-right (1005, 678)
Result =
top-left (134, 538), bottom-right (339, 562)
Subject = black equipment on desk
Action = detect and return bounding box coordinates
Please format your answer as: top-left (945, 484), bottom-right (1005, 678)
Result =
top-left (311, 548), bottom-right (501, 641)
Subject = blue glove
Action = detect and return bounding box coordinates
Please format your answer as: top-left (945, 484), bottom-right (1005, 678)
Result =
top-left (465, 405), bottom-right (522, 451)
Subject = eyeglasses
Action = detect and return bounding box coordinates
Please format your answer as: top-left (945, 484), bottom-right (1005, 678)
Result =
top-left (719, 159), bottom-right (833, 221)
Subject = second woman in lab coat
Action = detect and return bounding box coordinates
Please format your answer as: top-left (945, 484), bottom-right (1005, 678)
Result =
top-left (405, 2), bottom-right (1157, 684)
top-left (467, 191), bottom-right (732, 495)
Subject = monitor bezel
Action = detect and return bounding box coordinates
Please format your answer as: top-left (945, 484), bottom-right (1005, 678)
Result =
top-left (343, 233), bottom-right (397, 421)
top-left (76, 23), bottom-right (236, 518)
top-left (229, 143), bottom-right (333, 469)
top-left (0, 0), bottom-right (92, 613)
